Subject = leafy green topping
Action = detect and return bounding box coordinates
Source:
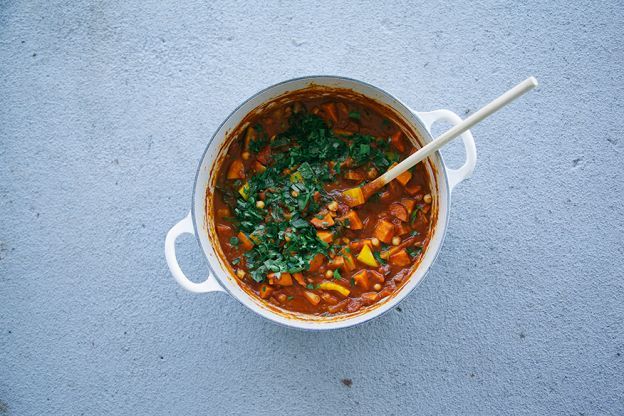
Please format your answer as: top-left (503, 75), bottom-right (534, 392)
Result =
top-left (407, 246), bottom-right (422, 258)
top-left (348, 111), bottom-right (361, 120)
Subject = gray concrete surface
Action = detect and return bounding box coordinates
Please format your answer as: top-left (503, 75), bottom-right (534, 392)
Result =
top-left (1, 1), bottom-right (623, 414)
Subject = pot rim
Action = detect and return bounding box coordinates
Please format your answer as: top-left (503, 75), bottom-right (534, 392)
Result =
top-left (190, 75), bottom-right (452, 330)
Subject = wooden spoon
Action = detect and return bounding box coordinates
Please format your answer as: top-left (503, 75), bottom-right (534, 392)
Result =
top-left (342, 77), bottom-right (539, 207)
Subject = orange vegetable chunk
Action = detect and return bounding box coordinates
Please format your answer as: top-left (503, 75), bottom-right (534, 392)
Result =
top-left (316, 231), bottom-right (334, 244)
top-left (340, 210), bottom-right (363, 230)
top-left (396, 170), bottom-right (412, 186)
top-left (373, 219), bottom-right (395, 244)
top-left (308, 253), bottom-right (325, 272)
top-left (389, 249), bottom-right (411, 267)
top-left (352, 270), bottom-right (370, 290)
top-left (293, 272), bottom-right (306, 286)
top-left (303, 291), bottom-right (321, 305)
top-left (390, 131), bottom-right (406, 152)
top-left (237, 231), bottom-right (255, 251)
top-left (267, 272), bottom-right (293, 286)
top-left (259, 284), bottom-right (274, 299)
top-left (401, 198), bottom-right (417, 214)
top-left (310, 213), bottom-right (335, 229)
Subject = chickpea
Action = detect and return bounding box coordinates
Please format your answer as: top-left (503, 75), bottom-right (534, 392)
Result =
top-left (291, 190), bottom-right (299, 198)
top-left (374, 283), bottom-right (382, 291)
top-left (241, 151), bottom-right (251, 160)
top-left (392, 236), bottom-right (401, 246)
top-left (236, 269), bottom-right (245, 279)
top-left (371, 238), bottom-right (380, 247)
top-left (277, 294), bottom-right (287, 303)
top-left (328, 201), bottom-right (338, 211)
top-left (284, 234), bottom-right (291, 242)
top-left (325, 270), bottom-right (334, 278)
top-left (342, 237), bottom-right (350, 244)
top-left (423, 194), bottom-right (432, 204)
top-left (255, 200), bottom-right (265, 209)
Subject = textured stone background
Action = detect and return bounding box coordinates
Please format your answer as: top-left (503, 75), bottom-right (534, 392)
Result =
top-left (1, 1), bottom-right (623, 415)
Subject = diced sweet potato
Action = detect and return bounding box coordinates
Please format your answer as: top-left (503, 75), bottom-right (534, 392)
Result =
top-left (389, 202), bottom-right (409, 222)
top-left (373, 219), bottom-right (395, 244)
top-left (401, 198), bottom-right (417, 214)
top-left (342, 187), bottom-right (365, 207)
top-left (267, 272), bottom-right (293, 286)
top-left (361, 292), bottom-right (380, 305)
top-left (321, 102), bottom-right (338, 123)
top-left (342, 252), bottom-right (356, 272)
top-left (328, 256), bottom-right (344, 270)
top-left (303, 291), bottom-right (321, 305)
top-left (308, 253), bottom-right (325, 272)
top-left (226, 158), bottom-right (245, 180)
top-left (396, 170), bottom-right (412, 186)
top-left (368, 270), bottom-right (385, 284)
top-left (316, 231), bottom-right (334, 244)
top-left (339, 210), bottom-right (363, 230)
top-left (344, 170), bottom-right (365, 181)
top-left (357, 245), bottom-right (379, 267)
top-left (252, 161), bottom-right (266, 173)
top-left (237, 231), bottom-right (254, 251)
top-left (349, 239), bottom-right (373, 252)
top-left (353, 270), bottom-right (370, 290)
top-left (293, 272), bottom-right (306, 286)
top-left (389, 249), bottom-right (411, 267)
top-left (394, 222), bottom-right (411, 236)
top-left (259, 284), bottom-right (273, 299)
top-left (390, 131), bottom-right (406, 152)
top-left (310, 213), bottom-right (335, 229)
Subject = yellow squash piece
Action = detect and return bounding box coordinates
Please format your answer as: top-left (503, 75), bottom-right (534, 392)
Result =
top-left (342, 187), bottom-right (365, 207)
top-left (357, 244), bottom-right (379, 267)
top-left (290, 171), bottom-right (303, 183)
top-left (318, 281), bottom-right (350, 297)
top-left (238, 182), bottom-right (250, 200)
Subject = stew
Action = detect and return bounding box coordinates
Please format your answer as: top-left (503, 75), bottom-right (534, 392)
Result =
top-left (211, 94), bottom-right (434, 315)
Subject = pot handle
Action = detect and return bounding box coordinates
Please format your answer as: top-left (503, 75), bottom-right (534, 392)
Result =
top-left (165, 212), bottom-right (225, 293)
top-left (416, 109), bottom-right (477, 192)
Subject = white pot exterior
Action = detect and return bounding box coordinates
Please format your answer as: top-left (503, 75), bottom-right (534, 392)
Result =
top-left (165, 76), bottom-right (477, 330)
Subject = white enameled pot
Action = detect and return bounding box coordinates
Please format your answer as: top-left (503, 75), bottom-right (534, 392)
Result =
top-left (165, 76), bottom-right (477, 330)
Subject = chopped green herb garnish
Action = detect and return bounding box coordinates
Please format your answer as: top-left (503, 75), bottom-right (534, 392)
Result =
top-left (307, 283), bottom-right (315, 290)
top-left (229, 236), bottom-right (240, 246)
top-left (348, 111), bottom-right (361, 120)
top-left (407, 246), bottom-right (422, 258)
top-left (333, 269), bottom-right (341, 279)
